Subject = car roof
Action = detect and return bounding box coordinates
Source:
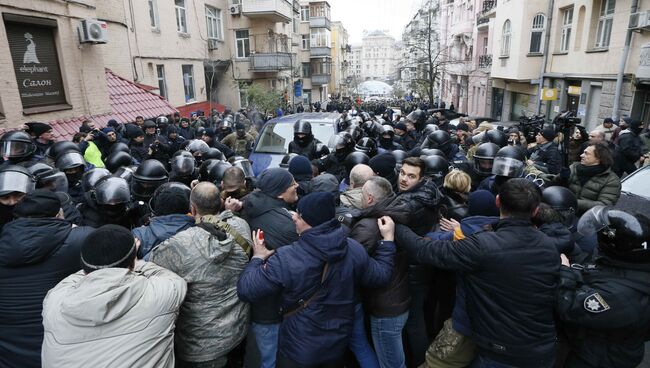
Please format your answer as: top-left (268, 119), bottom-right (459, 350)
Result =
top-left (265, 112), bottom-right (340, 126)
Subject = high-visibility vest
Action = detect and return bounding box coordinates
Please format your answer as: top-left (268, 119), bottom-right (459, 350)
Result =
top-left (84, 141), bottom-right (105, 168)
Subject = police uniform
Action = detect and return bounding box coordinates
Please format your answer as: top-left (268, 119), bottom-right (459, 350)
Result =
top-left (557, 259), bottom-right (650, 367)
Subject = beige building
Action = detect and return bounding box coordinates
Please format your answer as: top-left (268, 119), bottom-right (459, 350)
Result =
top-left (0, 0), bottom-right (111, 128)
top-left (360, 30), bottom-right (400, 83)
top-left (330, 21), bottom-right (350, 98)
top-left (296, 0), bottom-right (333, 105)
top-left (489, 0), bottom-right (650, 127)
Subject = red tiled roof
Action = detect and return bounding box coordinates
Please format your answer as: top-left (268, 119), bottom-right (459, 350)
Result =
top-left (44, 69), bottom-right (177, 141)
top-left (176, 101), bottom-right (226, 119)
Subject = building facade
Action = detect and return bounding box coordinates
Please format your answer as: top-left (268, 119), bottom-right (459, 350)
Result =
top-left (360, 30), bottom-right (400, 83)
top-left (296, 0), bottom-right (333, 105)
top-left (330, 21), bottom-right (350, 98)
top-left (489, 0), bottom-right (650, 128)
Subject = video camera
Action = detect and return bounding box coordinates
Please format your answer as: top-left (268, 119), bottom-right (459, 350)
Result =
top-left (517, 112), bottom-right (546, 143)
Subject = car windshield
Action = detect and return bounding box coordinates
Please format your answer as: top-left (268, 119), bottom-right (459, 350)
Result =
top-left (621, 167), bottom-right (650, 199)
top-left (255, 121), bottom-right (334, 154)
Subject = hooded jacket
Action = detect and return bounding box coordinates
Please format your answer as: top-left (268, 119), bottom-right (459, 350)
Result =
top-left (340, 187), bottom-right (364, 210)
top-left (150, 224), bottom-right (249, 362)
top-left (132, 214), bottom-right (195, 259)
top-left (240, 190), bottom-right (299, 324)
top-left (0, 218), bottom-right (93, 368)
top-left (41, 261), bottom-right (186, 368)
top-left (237, 219), bottom-right (395, 365)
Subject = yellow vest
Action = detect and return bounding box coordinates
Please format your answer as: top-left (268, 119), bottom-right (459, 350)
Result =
top-left (84, 141), bottom-right (105, 168)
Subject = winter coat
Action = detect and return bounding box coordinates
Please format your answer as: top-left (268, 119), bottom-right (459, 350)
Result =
top-left (615, 130), bottom-right (644, 175)
top-left (41, 261), bottom-right (187, 368)
top-left (240, 190), bottom-right (299, 324)
top-left (237, 219), bottom-right (395, 365)
top-left (438, 189), bottom-right (469, 221)
top-left (0, 218), bottom-right (93, 368)
top-left (396, 218), bottom-right (560, 367)
top-left (349, 195), bottom-right (411, 317)
top-left (340, 187), bottom-right (364, 210)
top-left (129, 141), bottom-right (149, 163)
top-left (387, 178), bottom-right (442, 236)
top-left (557, 257), bottom-right (650, 367)
top-left (568, 163), bottom-right (621, 215)
top-left (150, 224), bottom-right (249, 362)
top-left (132, 214), bottom-right (195, 259)
top-left (178, 125), bottom-right (196, 140)
top-left (529, 141), bottom-right (562, 174)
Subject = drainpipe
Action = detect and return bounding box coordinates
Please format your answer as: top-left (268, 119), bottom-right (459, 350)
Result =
top-left (612, 0), bottom-right (639, 119)
top-left (536, 0), bottom-right (555, 115)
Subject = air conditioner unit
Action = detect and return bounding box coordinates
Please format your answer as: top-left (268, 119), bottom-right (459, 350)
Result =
top-left (78, 19), bottom-right (108, 44)
top-left (208, 39), bottom-right (219, 51)
top-left (630, 11), bottom-right (650, 30)
top-left (230, 4), bottom-right (241, 15)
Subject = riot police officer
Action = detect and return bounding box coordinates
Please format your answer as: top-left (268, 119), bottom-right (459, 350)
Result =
top-left (169, 150), bottom-right (198, 187)
top-left (131, 159), bottom-right (169, 203)
top-left (54, 151), bottom-right (87, 203)
top-left (0, 165), bottom-right (36, 229)
top-left (288, 120), bottom-right (328, 160)
top-left (557, 207), bottom-right (650, 368)
top-left (316, 131), bottom-right (355, 181)
top-left (78, 176), bottom-right (136, 228)
top-left (0, 131), bottom-right (37, 166)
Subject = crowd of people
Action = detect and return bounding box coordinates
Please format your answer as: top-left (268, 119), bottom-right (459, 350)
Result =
top-left (0, 102), bottom-right (649, 368)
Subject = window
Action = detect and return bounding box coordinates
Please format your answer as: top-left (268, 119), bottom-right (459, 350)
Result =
top-left (182, 64), bottom-right (195, 102)
top-left (205, 6), bottom-right (223, 40)
top-left (293, 16), bottom-right (299, 33)
top-left (310, 28), bottom-right (330, 48)
top-left (300, 6), bottom-right (310, 21)
top-left (148, 0), bottom-right (159, 30)
top-left (175, 0), bottom-right (187, 33)
top-left (501, 20), bottom-right (511, 56)
top-left (595, 0), bottom-right (615, 48)
top-left (156, 65), bottom-right (167, 99)
top-left (529, 14), bottom-right (546, 53)
top-left (301, 35), bottom-right (310, 50)
top-left (560, 7), bottom-right (573, 52)
top-left (302, 63), bottom-right (311, 77)
top-left (235, 30), bottom-right (250, 58)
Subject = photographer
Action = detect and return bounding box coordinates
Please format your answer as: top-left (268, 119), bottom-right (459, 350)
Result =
top-left (77, 121), bottom-right (106, 169)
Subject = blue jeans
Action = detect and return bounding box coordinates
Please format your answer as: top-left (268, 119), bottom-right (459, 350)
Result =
top-left (349, 303), bottom-right (380, 368)
top-left (370, 311), bottom-right (409, 368)
top-left (251, 322), bottom-right (280, 368)
top-left (470, 355), bottom-right (521, 368)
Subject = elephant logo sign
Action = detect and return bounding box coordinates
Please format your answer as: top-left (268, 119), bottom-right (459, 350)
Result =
top-left (23, 33), bottom-right (40, 64)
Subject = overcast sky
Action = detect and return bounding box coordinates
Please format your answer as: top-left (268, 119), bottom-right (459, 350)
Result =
top-left (328, 0), bottom-right (423, 44)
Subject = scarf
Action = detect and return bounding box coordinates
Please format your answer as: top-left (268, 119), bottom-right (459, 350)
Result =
top-left (576, 164), bottom-right (607, 185)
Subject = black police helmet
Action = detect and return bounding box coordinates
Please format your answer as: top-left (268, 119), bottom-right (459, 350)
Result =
top-left (542, 186), bottom-right (577, 212)
top-left (294, 120), bottom-right (312, 135)
top-left (423, 155), bottom-right (450, 178)
top-left (491, 146), bottom-right (526, 177)
top-left (355, 137), bottom-right (378, 157)
top-left (0, 130), bottom-right (36, 160)
top-left (105, 151), bottom-right (133, 173)
top-left (473, 142), bottom-right (500, 175)
top-left (82, 168), bottom-right (112, 192)
top-left (486, 129), bottom-right (508, 147)
top-left (46, 141), bottom-right (80, 160)
top-left (424, 130), bottom-right (451, 150)
top-left (420, 148), bottom-right (446, 157)
top-left (344, 152), bottom-right (370, 174)
top-left (203, 148), bottom-right (224, 161)
top-left (93, 176), bottom-right (131, 205)
top-left (280, 153), bottom-right (299, 169)
top-left (109, 142), bottom-right (130, 156)
top-left (391, 150), bottom-right (409, 165)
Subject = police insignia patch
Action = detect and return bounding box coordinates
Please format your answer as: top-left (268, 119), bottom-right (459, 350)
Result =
top-left (584, 293), bottom-right (610, 313)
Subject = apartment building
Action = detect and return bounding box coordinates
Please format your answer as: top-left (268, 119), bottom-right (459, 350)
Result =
top-left (330, 21), bottom-right (350, 98)
top-left (296, 0), bottom-right (333, 105)
top-left (360, 30), bottom-right (400, 82)
top-left (489, 0), bottom-right (650, 127)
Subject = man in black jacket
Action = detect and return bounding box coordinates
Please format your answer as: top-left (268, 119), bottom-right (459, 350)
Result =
top-left (614, 119), bottom-right (644, 177)
top-left (349, 176), bottom-right (410, 368)
top-left (394, 178), bottom-right (559, 368)
top-left (0, 190), bottom-right (93, 368)
top-left (240, 168), bottom-right (299, 368)
top-left (527, 127), bottom-right (562, 174)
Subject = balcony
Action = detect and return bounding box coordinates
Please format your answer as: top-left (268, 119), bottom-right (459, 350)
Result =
top-left (476, 14), bottom-right (489, 30)
top-left (309, 17), bottom-right (331, 30)
top-left (478, 54), bottom-right (492, 70)
top-left (310, 46), bottom-right (331, 58)
top-left (241, 0), bottom-right (293, 23)
top-left (311, 74), bottom-right (330, 85)
top-left (480, 0), bottom-right (497, 18)
top-left (249, 34), bottom-right (293, 72)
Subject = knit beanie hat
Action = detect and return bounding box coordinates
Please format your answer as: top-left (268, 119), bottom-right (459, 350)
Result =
top-left (81, 225), bottom-right (136, 273)
top-left (540, 127), bottom-right (556, 141)
top-left (395, 122), bottom-right (407, 132)
top-left (369, 153), bottom-right (397, 177)
top-left (257, 168), bottom-right (295, 197)
top-left (13, 189), bottom-right (61, 218)
top-left (468, 190), bottom-right (499, 217)
top-left (456, 122), bottom-right (469, 132)
top-left (102, 127), bottom-right (116, 135)
top-left (131, 127), bottom-right (145, 138)
top-left (288, 156), bottom-right (313, 180)
top-left (26, 122), bottom-right (52, 138)
top-left (297, 192), bottom-right (335, 227)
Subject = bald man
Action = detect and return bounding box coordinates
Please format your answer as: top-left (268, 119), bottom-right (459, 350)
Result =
top-left (340, 164), bottom-right (376, 210)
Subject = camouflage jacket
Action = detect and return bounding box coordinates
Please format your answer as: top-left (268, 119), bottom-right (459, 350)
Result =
top-left (150, 223), bottom-right (250, 362)
top-left (221, 132), bottom-right (254, 158)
